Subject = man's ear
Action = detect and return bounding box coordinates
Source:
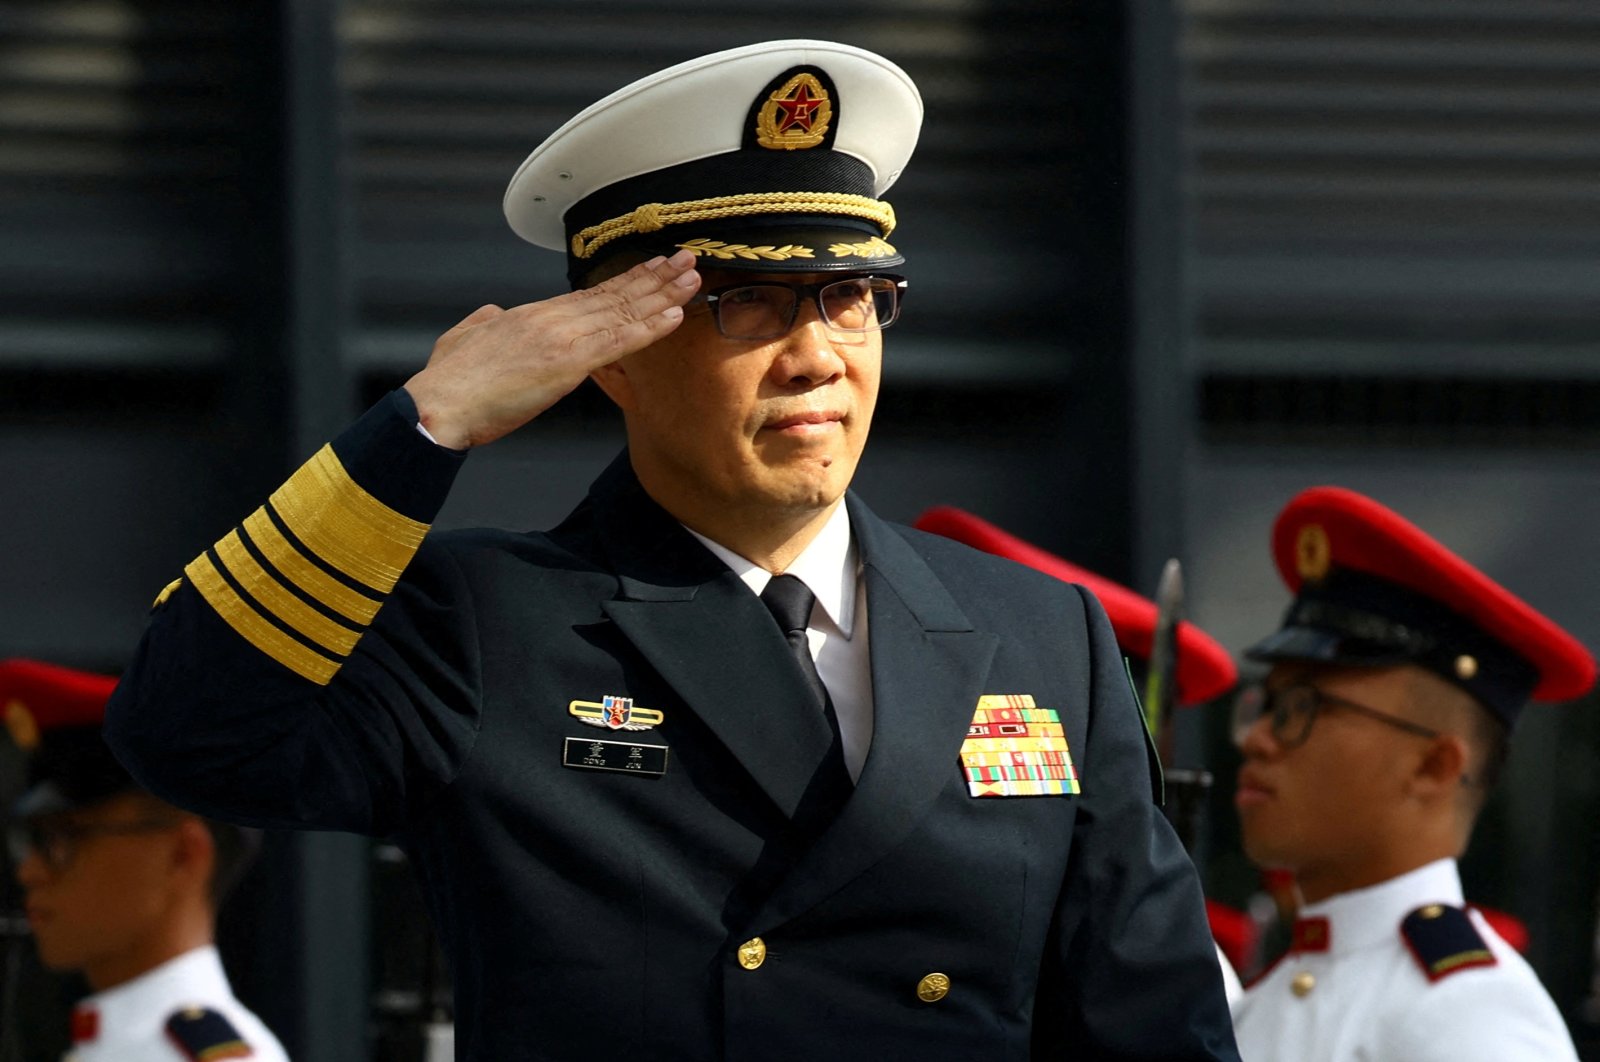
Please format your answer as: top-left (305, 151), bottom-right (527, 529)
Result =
top-left (172, 816), bottom-right (216, 889)
top-left (1411, 733), bottom-right (1470, 799)
top-left (589, 359), bottom-right (636, 412)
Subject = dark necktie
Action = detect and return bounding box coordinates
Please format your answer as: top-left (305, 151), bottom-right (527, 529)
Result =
top-left (759, 574), bottom-right (852, 799)
top-left (760, 574), bottom-right (829, 711)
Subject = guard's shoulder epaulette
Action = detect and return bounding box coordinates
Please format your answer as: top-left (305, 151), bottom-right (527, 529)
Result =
top-left (1400, 903), bottom-right (1497, 983)
top-left (164, 1006), bottom-right (255, 1060)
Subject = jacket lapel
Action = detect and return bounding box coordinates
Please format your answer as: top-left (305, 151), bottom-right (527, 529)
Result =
top-left (751, 496), bottom-right (998, 929)
top-left (589, 454), bottom-right (836, 820)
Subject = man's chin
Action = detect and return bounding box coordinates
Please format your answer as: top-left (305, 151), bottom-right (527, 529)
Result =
top-left (755, 459), bottom-right (855, 509)
top-left (1238, 828), bottom-right (1293, 872)
top-left (32, 939), bottom-right (84, 972)
top-left (774, 477), bottom-right (851, 515)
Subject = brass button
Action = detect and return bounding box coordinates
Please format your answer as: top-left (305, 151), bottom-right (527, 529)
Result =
top-left (916, 972), bottom-right (951, 1002)
top-left (737, 937), bottom-right (766, 970)
top-left (1454, 655), bottom-right (1478, 680)
top-left (1291, 972), bottom-right (1315, 998)
top-left (1419, 904), bottom-right (1444, 919)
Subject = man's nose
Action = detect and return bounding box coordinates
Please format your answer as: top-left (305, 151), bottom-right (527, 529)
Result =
top-left (1235, 712), bottom-right (1282, 758)
top-left (772, 300), bottom-right (848, 386)
top-left (14, 845), bottom-right (50, 889)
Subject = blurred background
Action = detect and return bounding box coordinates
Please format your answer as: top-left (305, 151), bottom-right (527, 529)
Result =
top-left (1, 1), bottom-right (1597, 1059)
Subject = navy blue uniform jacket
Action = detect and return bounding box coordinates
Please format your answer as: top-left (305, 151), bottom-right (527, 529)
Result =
top-left (106, 391), bottom-right (1239, 1061)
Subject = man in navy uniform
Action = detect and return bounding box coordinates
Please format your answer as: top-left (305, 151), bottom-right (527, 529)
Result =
top-left (1229, 486), bottom-right (1593, 1059)
top-left (3, 658), bottom-right (286, 1061)
top-left (104, 40), bottom-right (1238, 1060)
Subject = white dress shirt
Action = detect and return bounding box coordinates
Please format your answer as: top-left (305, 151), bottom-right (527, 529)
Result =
top-left (686, 502), bottom-right (873, 781)
top-left (1216, 942), bottom-right (1244, 1010)
top-left (63, 945), bottom-right (288, 1062)
top-left (1232, 858), bottom-right (1575, 1062)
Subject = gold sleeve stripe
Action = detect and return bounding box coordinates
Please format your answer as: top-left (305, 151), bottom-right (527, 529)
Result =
top-left (185, 552), bottom-right (340, 686)
top-left (215, 530), bottom-right (363, 658)
top-left (269, 445), bottom-right (429, 593)
top-left (242, 508), bottom-right (381, 625)
top-left (152, 577), bottom-right (182, 608)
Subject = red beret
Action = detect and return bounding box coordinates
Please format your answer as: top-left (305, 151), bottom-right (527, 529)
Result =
top-left (1471, 905), bottom-right (1529, 955)
top-left (913, 506), bottom-right (1238, 705)
top-left (2, 658), bottom-right (129, 817)
top-left (1, 657), bottom-right (117, 752)
top-left (1249, 486), bottom-right (1595, 724)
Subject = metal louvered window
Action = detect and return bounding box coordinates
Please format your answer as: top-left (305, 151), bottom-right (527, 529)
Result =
top-left (1182, 1), bottom-right (1600, 438)
top-left (0, 2), bottom-right (254, 371)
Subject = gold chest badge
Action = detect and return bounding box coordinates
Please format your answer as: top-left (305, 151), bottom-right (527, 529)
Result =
top-left (756, 72), bottom-right (832, 150)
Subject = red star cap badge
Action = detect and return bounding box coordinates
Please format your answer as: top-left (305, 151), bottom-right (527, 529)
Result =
top-left (774, 83), bottom-right (820, 132)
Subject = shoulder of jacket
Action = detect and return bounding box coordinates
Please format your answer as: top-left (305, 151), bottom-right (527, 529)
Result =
top-left (893, 524), bottom-right (1084, 601)
top-left (1400, 903), bottom-right (1498, 983)
top-left (163, 1005), bottom-right (256, 1061)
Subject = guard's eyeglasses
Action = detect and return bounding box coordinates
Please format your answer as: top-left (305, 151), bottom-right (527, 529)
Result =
top-left (6, 816), bottom-right (183, 873)
top-left (699, 274), bottom-right (906, 340)
top-left (1232, 682), bottom-right (1442, 750)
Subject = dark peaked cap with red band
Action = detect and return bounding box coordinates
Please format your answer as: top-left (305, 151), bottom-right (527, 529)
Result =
top-left (914, 507), bottom-right (1239, 705)
top-left (1246, 486), bottom-right (1596, 727)
top-left (503, 40), bottom-right (921, 286)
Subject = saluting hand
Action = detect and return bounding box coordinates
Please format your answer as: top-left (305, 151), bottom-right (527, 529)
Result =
top-left (403, 250), bottom-right (701, 449)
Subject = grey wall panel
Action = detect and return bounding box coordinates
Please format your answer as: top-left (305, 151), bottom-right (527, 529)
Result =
top-left (1182, 0), bottom-right (1600, 378)
top-left (0, 427), bottom-right (242, 666)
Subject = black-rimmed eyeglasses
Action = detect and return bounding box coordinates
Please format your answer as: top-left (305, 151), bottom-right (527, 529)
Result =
top-left (6, 816), bottom-right (183, 873)
top-left (1232, 682), bottom-right (1442, 750)
top-left (698, 274), bottom-right (906, 340)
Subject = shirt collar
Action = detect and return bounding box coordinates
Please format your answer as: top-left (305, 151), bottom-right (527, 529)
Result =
top-left (685, 502), bottom-right (857, 637)
top-left (1296, 858), bottom-right (1464, 957)
top-left (81, 945), bottom-right (231, 1044)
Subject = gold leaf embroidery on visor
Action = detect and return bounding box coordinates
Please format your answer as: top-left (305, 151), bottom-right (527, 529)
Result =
top-left (672, 240), bottom-right (814, 261)
top-left (827, 237), bottom-right (898, 259)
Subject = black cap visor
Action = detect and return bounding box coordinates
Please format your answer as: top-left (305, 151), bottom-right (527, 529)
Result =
top-left (1244, 625), bottom-right (1417, 670)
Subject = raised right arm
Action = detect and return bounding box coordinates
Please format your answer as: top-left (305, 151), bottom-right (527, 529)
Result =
top-left (103, 254), bottom-right (700, 835)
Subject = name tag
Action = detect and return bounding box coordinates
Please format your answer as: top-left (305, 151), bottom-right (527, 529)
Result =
top-left (562, 736), bottom-right (670, 777)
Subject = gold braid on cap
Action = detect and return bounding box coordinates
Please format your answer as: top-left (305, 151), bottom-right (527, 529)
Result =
top-left (570, 192), bottom-right (896, 260)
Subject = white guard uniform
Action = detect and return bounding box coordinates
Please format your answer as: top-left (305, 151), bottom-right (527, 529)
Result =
top-left (1232, 858), bottom-right (1575, 1062)
top-left (63, 945), bottom-right (289, 1062)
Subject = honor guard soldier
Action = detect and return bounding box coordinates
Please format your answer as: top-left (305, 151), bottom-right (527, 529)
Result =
top-left (913, 506), bottom-right (1249, 1004)
top-left (2, 658), bottom-right (285, 1062)
top-left (103, 40), bottom-right (1238, 1060)
top-left (1230, 487), bottom-right (1595, 1060)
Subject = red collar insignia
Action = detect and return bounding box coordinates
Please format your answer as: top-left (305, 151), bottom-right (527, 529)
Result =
top-left (71, 1005), bottom-right (100, 1043)
top-left (1292, 916), bottom-right (1331, 953)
